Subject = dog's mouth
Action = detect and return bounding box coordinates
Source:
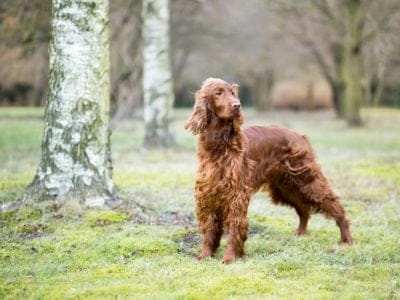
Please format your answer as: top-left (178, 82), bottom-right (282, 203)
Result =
top-left (232, 108), bottom-right (242, 118)
top-left (215, 107), bottom-right (240, 120)
top-left (219, 110), bottom-right (241, 121)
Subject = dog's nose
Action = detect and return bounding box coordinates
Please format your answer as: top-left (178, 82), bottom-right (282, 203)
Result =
top-left (232, 103), bottom-right (241, 109)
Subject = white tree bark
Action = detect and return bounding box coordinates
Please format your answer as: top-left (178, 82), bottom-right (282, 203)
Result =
top-left (142, 0), bottom-right (175, 148)
top-left (23, 0), bottom-right (116, 206)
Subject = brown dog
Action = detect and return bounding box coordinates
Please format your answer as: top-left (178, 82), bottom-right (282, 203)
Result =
top-left (185, 78), bottom-right (353, 264)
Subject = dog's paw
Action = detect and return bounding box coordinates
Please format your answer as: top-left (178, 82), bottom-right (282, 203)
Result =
top-left (221, 253), bottom-right (236, 264)
top-left (294, 229), bottom-right (307, 236)
top-left (197, 251), bottom-right (213, 261)
top-left (340, 236), bottom-right (354, 244)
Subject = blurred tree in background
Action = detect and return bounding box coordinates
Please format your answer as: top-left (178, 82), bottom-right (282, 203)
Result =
top-left (0, 0), bottom-right (51, 106)
top-left (273, 0), bottom-right (400, 125)
top-left (142, 0), bottom-right (174, 148)
top-left (110, 0), bottom-right (143, 120)
top-left (1, 0), bottom-right (400, 126)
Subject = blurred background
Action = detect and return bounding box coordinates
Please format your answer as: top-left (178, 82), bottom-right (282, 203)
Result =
top-left (0, 0), bottom-right (399, 119)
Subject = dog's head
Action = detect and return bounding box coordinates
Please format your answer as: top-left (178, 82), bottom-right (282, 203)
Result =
top-left (184, 78), bottom-right (243, 135)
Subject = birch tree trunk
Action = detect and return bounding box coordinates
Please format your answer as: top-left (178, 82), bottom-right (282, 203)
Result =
top-left (23, 0), bottom-right (116, 207)
top-left (142, 0), bottom-right (175, 148)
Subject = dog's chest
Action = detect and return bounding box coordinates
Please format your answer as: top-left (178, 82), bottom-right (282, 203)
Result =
top-left (196, 153), bottom-right (246, 195)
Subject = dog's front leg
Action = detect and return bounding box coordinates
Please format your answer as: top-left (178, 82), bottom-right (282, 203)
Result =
top-left (197, 211), bottom-right (223, 260)
top-left (222, 216), bottom-right (248, 264)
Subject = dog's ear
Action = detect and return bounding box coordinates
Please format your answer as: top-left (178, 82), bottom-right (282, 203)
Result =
top-left (184, 90), bottom-right (210, 135)
top-left (232, 83), bottom-right (239, 98)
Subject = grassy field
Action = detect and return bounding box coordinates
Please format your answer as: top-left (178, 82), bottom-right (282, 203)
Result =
top-left (1, 107), bottom-right (399, 299)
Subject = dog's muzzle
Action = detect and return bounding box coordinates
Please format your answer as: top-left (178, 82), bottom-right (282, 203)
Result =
top-left (232, 103), bottom-right (241, 110)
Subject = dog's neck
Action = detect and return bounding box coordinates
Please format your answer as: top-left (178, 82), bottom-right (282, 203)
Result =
top-left (212, 120), bottom-right (236, 142)
top-left (199, 119), bottom-right (243, 156)
top-left (208, 118), bottom-right (239, 141)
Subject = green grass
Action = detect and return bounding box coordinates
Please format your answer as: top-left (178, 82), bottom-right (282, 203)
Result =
top-left (1, 107), bottom-right (400, 299)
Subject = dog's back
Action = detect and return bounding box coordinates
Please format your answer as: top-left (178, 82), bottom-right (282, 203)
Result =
top-left (243, 125), bottom-right (315, 187)
top-left (244, 125), bottom-right (311, 159)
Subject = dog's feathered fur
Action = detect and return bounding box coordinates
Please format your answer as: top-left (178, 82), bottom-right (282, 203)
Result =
top-left (185, 78), bottom-right (353, 264)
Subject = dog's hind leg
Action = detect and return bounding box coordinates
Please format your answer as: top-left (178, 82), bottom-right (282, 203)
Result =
top-left (320, 197), bottom-right (353, 244)
top-left (300, 179), bottom-right (353, 244)
top-left (269, 185), bottom-right (310, 236)
top-left (293, 205), bottom-right (310, 236)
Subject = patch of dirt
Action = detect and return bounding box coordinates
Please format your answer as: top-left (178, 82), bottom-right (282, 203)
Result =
top-left (18, 223), bottom-right (47, 239)
top-left (176, 231), bottom-right (201, 256)
top-left (150, 211), bottom-right (195, 227)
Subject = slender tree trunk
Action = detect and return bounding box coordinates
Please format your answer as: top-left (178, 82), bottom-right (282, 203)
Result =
top-left (370, 62), bottom-right (386, 106)
top-left (331, 81), bottom-right (345, 118)
top-left (111, 0), bottom-right (143, 121)
top-left (142, 0), bottom-right (175, 148)
top-left (371, 77), bottom-right (385, 106)
top-left (305, 81), bottom-right (314, 110)
top-left (331, 42), bottom-right (346, 118)
top-left (343, 0), bottom-right (363, 126)
top-left (253, 71), bottom-right (274, 111)
top-left (363, 71), bottom-right (373, 106)
top-left (23, 0), bottom-right (116, 206)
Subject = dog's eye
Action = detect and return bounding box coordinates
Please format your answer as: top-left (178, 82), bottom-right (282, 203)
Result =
top-left (216, 91), bottom-right (222, 96)
top-left (231, 91), bottom-right (235, 96)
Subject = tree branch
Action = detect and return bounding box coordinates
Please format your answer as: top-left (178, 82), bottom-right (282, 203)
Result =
top-left (363, 2), bottom-right (400, 45)
top-left (290, 6), bottom-right (335, 83)
top-left (310, 0), bottom-right (344, 33)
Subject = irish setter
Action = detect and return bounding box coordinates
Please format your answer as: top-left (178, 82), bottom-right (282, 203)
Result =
top-left (185, 78), bottom-right (353, 264)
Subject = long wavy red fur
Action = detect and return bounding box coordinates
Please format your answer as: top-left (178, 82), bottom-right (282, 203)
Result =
top-left (185, 78), bottom-right (353, 264)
